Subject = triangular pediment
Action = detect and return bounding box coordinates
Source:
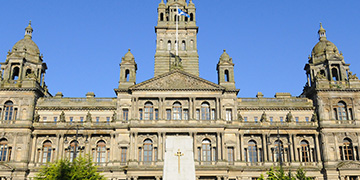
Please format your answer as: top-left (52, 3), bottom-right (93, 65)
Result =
top-left (337, 161), bottom-right (360, 169)
top-left (130, 70), bottom-right (225, 91)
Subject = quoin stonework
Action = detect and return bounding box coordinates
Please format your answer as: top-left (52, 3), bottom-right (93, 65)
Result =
top-left (1, 0), bottom-right (360, 179)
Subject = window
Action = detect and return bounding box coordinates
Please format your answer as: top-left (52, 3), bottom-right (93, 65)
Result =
top-left (123, 109), bottom-right (129, 121)
top-left (274, 140), bottom-right (284, 162)
top-left (254, 117), bottom-right (258, 123)
top-left (139, 109), bottom-right (143, 120)
top-left (11, 67), bottom-right (19, 80)
top-left (248, 140), bottom-right (257, 163)
top-left (201, 102), bottom-right (210, 120)
top-left (41, 141), bottom-right (52, 163)
top-left (342, 138), bottom-right (354, 160)
top-left (183, 109), bottom-right (189, 120)
top-left (160, 12), bottom-right (164, 21)
top-left (173, 102), bottom-right (182, 120)
top-left (227, 147), bottom-right (234, 164)
top-left (190, 13), bottom-right (194, 21)
top-left (106, 117), bottom-right (110, 123)
top-left (125, 69), bottom-right (130, 82)
top-left (270, 117), bottom-right (273, 124)
top-left (196, 109), bottom-right (200, 120)
top-left (244, 117), bottom-right (248, 122)
top-left (96, 117), bottom-right (100, 124)
top-left (300, 140), bottom-right (310, 162)
top-left (69, 140), bottom-right (79, 162)
top-left (144, 102), bottom-right (154, 120)
top-left (202, 139), bottom-right (211, 163)
top-left (155, 109), bottom-right (159, 120)
top-left (305, 117), bottom-right (309, 123)
top-left (211, 109), bottom-right (215, 120)
top-left (225, 70), bottom-right (229, 82)
top-left (80, 117), bottom-right (84, 123)
top-left (280, 117), bottom-right (283, 123)
top-left (4, 101), bottom-right (14, 121)
top-left (167, 40), bottom-right (171, 51)
top-left (295, 117), bottom-right (299, 123)
top-left (143, 139), bottom-right (153, 164)
top-left (43, 117), bottom-right (47, 122)
top-left (54, 117), bottom-right (57, 123)
top-left (121, 147), bottom-right (127, 164)
top-left (225, 109), bottom-right (232, 121)
top-left (69, 117), bottom-right (73, 124)
top-left (181, 40), bottom-right (186, 50)
top-left (95, 141), bottom-right (107, 164)
top-left (166, 109), bottom-right (171, 120)
top-left (336, 101), bottom-right (348, 120)
top-left (0, 139), bottom-right (10, 162)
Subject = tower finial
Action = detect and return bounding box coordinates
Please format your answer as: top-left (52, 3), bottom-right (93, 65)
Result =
top-left (318, 22), bottom-right (326, 41)
top-left (24, 20), bottom-right (33, 39)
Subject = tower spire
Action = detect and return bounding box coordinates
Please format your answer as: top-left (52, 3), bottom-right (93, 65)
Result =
top-left (24, 20), bottom-right (33, 39)
top-left (318, 23), bottom-right (326, 41)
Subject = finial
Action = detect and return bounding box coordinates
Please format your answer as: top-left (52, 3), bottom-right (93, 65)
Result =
top-left (318, 22), bottom-right (326, 40)
top-left (223, 49), bottom-right (226, 52)
top-left (24, 20), bottom-right (33, 39)
top-left (128, 48), bottom-right (131, 52)
top-left (29, 20), bottom-right (31, 26)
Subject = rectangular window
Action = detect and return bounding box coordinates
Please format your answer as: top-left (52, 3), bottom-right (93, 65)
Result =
top-left (154, 147), bottom-right (158, 161)
top-left (254, 116), bottom-right (258, 123)
top-left (155, 109), bottom-right (159, 120)
top-left (183, 109), bottom-right (189, 120)
top-left (270, 117), bottom-right (273, 124)
top-left (138, 148), bottom-right (142, 162)
top-left (305, 117), bottom-right (309, 123)
top-left (139, 109), bottom-right (143, 120)
top-left (69, 117), bottom-right (73, 124)
top-left (198, 147), bottom-right (201, 161)
top-left (227, 147), bottom-right (234, 165)
top-left (226, 109), bottom-right (232, 121)
top-left (96, 117), bottom-right (100, 123)
top-left (121, 147), bottom-right (127, 164)
top-left (166, 109), bottom-right (171, 120)
top-left (280, 117), bottom-right (283, 123)
top-left (80, 117), bottom-right (84, 123)
top-left (13, 108), bottom-right (17, 120)
top-left (43, 117), bottom-right (47, 122)
top-left (196, 109), bottom-right (200, 120)
top-left (244, 117), bottom-right (248, 122)
top-left (295, 117), bottom-right (299, 123)
top-left (54, 117), bottom-right (57, 123)
top-left (106, 117), bottom-right (110, 123)
top-left (211, 109), bottom-right (215, 120)
top-left (123, 109), bottom-right (129, 121)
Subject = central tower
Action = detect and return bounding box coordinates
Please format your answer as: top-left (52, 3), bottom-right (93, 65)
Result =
top-left (154, 0), bottom-right (199, 76)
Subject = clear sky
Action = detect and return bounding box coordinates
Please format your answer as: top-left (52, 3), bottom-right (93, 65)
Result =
top-left (1, 0), bottom-right (359, 98)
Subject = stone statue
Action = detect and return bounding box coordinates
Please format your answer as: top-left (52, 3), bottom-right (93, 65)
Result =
top-left (34, 111), bottom-right (40, 123)
top-left (311, 112), bottom-right (317, 122)
top-left (286, 111), bottom-right (293, 122)
top-left (26, 71), bottom-right (37, 79)
top-left (315, 71), bottom-right (326, 80)
top-left (260, 111), bottom-right (267, 122)
top-left (111, 111), bottom-right (117, 122)
top-left (86, 111), bottom-right (92, 123)
top-left (237, 113), bottom-right (243, 122)
top-left (59, 111), bottom-right (66, 122)
top-left (348, 71), bottom-right (358, 80)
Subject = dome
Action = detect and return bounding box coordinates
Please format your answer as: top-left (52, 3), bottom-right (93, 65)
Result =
top-left (311, 40), bottom-right (338, 57)
top-left (220, 49), bottom-right (230, 61)
top-left (12, 38), bottom-right (40, 55)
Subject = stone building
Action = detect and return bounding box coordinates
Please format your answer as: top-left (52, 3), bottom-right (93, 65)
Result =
top-left (0, 0), bottom-right (360, 179)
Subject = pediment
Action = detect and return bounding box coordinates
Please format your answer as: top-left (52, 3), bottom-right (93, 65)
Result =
top-left (337, 161), bottom-right (360, 169)
top-left (130, 70), bottom-right (225, 91)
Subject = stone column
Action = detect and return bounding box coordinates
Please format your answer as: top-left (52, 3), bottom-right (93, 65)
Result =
top-left (315, 134), bottom-right (321, 162)
top-left (162, 133), bottom-right (166, 161)
top-left (288, 134), bottom-right (294, 162)
top-left (11, 133), bottom-right (18, 161)
top-left (217, 132), bottom-right (221, 160)
top-left (110, 134), bottom-right (114, 162)
top-left (192, 98), bottom-right (196, 120)
top-left (262, 134), bottom-right (267, 162)
top-left (135, 97), bottom-right (139, 119)
top-left (236, 133), bottom-right (240, 161)
top-left (189, 97), bottom-right (192, 120)
top-left (131, 98), bottom-right (135, 119)
top-left (193, 132), bottom-right (198, 161)
top-left (55, 134), bottom-right (60, 160)
top-left (157, 132), bottom-right (162, 161)
top-left (222, 132), bottom-right (226, 160)
top-left (130, 133), bottom-right (134, 160)
top-left (216, 98), bottom-right (220, 120)
top-left (158, 97), bottom-right (162, 120)
top-left (31, 134), bottom-right (37, 163)
top-left (240, 134), bottom-right (244, 161)
top-left (134, 133), bottom-right (138, 161)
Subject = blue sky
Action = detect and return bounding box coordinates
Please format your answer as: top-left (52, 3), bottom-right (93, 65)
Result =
top-left (1, 0), bottom-right (359, 98)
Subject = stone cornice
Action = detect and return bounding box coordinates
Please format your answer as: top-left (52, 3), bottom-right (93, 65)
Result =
top-left (35, 106), bottom-right (116, 111)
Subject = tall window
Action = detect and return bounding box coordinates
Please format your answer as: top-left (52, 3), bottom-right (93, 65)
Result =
top-left (41, 141), bottom-right (52, 163)
top-left (0, 139), bottom-right (10, 162)
top-left (167, 40), bottom-right (171, 51)
top-left (69, 140), bottom-right (79, 162)
top-left (248, 140), bottom-right (257, 163)
top-left (202, 139), bottom-right (211, 163)
top-left (335, 101), bottom-right (348, 120)
top-left (201, 102), bottom-right (210, 120)
top-left (173, 102), bottom-right (182, 120)
top-left (181, 40), bottom-right (186, 50)
top-left (183, 109), bottom-right (189, 120)
top-left (144, 102), bottom-right (154, 120)
top-left (123, 109), bottom-right (129, 121)
top-left (211, 109), bottom-right (215, 120)
top-left (166, 109), bottom-right (171, 120)
top-left (342, 138), bottom-right (354, 160)
top-left (143, 139), bottom-right (153, 164)
top-left (274, 140), bottom-right (284, 162)
top-left (300, 140), bottom-right (310, 162)
top-left (4, 101), bottom-right (14, 121)
top-left (227, 147), bottom-right (234, 164)
top-left (96, 141), bottom-right (107, 164)
top-left (121, 147), bottom-right (127, 164)
top-left (226, 109), bottom-right (232, 121)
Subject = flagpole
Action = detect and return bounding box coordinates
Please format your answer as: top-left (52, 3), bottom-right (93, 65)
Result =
top-left (176, 4), bottom-right (179, 56)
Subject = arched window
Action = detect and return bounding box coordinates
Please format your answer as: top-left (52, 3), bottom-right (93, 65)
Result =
top-left (335, 101), bottom-right (348, 120)
top-left (25, 69), bottom-right (32, 76)
top-left (4, 101), bottom-right (15, 121)
top-left (342, 138), bottom-right (354, 160)
top-left (125, 69), bottom-right (130, 82)
top-left (173, 102), bottom-right (182, 120)
top-left (190, 13), bottom-right (194, 21)
top-left (12, 67), bottom-right (19, 80)
top-left (167, 40), bottom-right (171, 51)
top-left (300, 140), bottom-right (310, 162)
top-left (248, 140), bottom-right (257, 163)
top-left (159, 39), bottom-right (163, 49)
top-left (96, 140), bottom-right (107, 164)
top-left (41, 141), bottom-right (52, 163)
top-left (0, 139), bottom-right (10, 162)
top-left (69, 140), bottom-right (79, 162)
top-left (143, 139), bottom-right (153, 164)
top-left (274, 140), bottom-right (284, 162)
top-left (160, 13), bottom-right (164, 21)
top-left (224, 70), bottom-right (229, 82)
top-left (332, 68), bottom-right (339, 81)
top-left (201, 102), bottom-right (210, 120)
top-left (190, 40), bottom-right (194, 49)
top-left (202, 139), bottom-right (211, 162)
top-left (181, 40), bottom-right (186, 50)
top-left (144, 102), bottom-right (154, 120)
